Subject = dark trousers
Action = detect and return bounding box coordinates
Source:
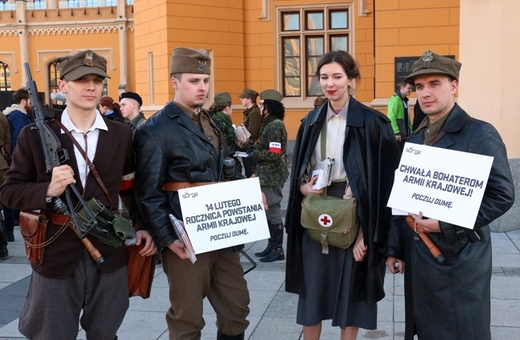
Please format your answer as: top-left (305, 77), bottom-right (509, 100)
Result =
top-left (18, 250), bottom-right (129, 340)
top-left (3, 207), bottom-right (18, 233)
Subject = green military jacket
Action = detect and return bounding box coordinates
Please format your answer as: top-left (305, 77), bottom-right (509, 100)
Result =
top-left (252, 115), bottom-right (289, 187)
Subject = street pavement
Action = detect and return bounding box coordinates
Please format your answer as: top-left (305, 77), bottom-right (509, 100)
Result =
top-left (1, 147), bottom-right (519, 339)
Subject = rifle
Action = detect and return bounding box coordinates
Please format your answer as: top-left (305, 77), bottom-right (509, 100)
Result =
top-left (24, 62), bottom-right (104, 264)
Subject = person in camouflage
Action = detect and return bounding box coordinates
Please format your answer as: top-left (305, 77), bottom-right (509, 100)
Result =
top-left (211, 92), bottom-right (242, 174)
top-left (251, 89), bottom-right (289, 262)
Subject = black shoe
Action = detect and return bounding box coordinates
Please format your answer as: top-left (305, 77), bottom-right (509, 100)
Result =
top-left (7, 231), bottom-right (14, 242)
top-left (259, 247), bottom-right (285, 262)
top-left (254, 242), bottom-right (272, 257)
top-left (0, 246), bottom-right (8, 259)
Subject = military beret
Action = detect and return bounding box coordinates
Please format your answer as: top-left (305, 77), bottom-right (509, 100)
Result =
top-left (57, 50), bottom-right (110, 81)
top-left (260, 89), bottom-right (283, 103)
top-left (238, 88), bottom-right (259, 101)
top-left (406, 50), bottom-right (462, 81)
top-left (214, 92), bottom-right (232, 105)
top-left (170, 47), bottom-right (211, 76)
top-left (119, 91), bottom-right (142, 107)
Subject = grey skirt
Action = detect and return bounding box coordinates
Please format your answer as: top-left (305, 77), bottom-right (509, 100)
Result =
top-left (296, 182), bottom-right (377, 329)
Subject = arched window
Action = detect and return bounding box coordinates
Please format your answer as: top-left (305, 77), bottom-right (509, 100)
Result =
top-left (0, 61), bottom-right (11, 91)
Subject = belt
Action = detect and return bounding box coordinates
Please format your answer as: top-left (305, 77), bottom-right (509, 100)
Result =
top-left (161, 181), bottom-right (217, 192)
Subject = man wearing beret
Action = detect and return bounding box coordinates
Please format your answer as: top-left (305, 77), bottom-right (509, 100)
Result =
top-left (237, 88), bottom-right (261, 177)
top-left (251, 89), bottom-right (289, 262)
top-left (119, 91), bottom-right (146, 134)
top-left (133, 47), bottom-right (250, 339)
top-left (0, 49), bottom-right (156, 339)
top-left (385, 50), bottom-right (514, 340)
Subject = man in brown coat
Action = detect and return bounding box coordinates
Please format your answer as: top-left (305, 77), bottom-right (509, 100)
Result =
top-left (0, 50), bottom-right (156, 339)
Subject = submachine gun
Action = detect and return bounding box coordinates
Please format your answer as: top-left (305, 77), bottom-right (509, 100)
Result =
top-left (24, 62), bottom-right (104, 264)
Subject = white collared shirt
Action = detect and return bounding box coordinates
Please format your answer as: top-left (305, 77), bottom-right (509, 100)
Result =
top-left (60, 108), bottom-right (108, 188)
top-left (312, 102), bottom-right (349, 182)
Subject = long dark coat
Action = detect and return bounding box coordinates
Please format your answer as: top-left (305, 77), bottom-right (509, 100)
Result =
top-left (285, 97), bottom-right (400, 303)
top-left (386, 103), bottom-right (515, 340)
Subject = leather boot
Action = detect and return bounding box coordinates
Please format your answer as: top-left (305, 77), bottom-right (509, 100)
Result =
top-left (254, 239), bottom-right (273, 257)
top-left (216, 330), bottom-right (245, 340)
top-left (0, 218), bottom-right (8, 258)
top-left (259, 245), bottom-right (284, 262)
top-left (260, 224), bottom-right (284, 262)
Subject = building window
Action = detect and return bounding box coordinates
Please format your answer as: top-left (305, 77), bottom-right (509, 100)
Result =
top-left (0, 1), bottom-right (15, 11)
top-left (27, 0), bottom-right (46, 9)
top-left (278, 5), bottom-right (351, 99)
top-left (48, 61), bottom-right (64, 110)
top-left (0, 61), bottom-right (11, 91)
top-left (59, 0), bottom-right (117, 8)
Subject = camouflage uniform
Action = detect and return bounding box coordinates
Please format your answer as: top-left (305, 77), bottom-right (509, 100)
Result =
top-left (252, 115), bottom-right (288, 187)
top-left (252, 114), bottom-right (288, 262)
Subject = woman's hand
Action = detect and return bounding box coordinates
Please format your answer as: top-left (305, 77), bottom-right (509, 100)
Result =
top-left (353, 228), bottom-right (367, 262)
top-left (299, 175), bottom-right (324, 197)
top-left (135, 230), bottom-right (157, 256)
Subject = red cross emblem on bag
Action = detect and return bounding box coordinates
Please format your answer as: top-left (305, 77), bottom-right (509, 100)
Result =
top-left (318, 213), bottom-right (333, 228)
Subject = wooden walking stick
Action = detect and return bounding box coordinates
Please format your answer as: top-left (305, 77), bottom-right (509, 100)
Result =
top-left (405, 216), bottom-right (446, 264)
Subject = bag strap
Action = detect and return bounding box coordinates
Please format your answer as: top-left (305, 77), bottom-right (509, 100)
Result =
top-left (319, 122), bottom-right (329, 196)
top-left (53, 119), bottom-right (115, 206)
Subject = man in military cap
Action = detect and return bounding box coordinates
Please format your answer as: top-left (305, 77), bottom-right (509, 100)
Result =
top-left (385, 50), bottom-right (514, 340)
top-left (119, 91), bottom-right (146, 133)
top-left (210, 92), bottom-right (243, 175)
top-left (237, 88), bottom-right (261, 177)
top-left (133, 47), bottom-right (250, 339)
top-left (250, 89), bottom-right (289, 262)
top-left (0, 49), bottom-right (156, 339)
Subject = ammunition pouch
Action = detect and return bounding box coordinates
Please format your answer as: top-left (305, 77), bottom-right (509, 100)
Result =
top-left (77, 197), bottom-right (134, 248)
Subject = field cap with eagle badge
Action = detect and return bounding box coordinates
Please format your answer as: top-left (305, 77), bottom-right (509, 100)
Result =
top-left (405, 50), bottom-right (462, 82)
top-left (57, 50), bottom-right (110, 81)
top-left (170, 47), bottom-right (211, 76)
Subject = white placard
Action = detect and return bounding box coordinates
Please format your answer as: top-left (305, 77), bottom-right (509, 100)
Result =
top-left (178, 177), bottom-right (270, 254)
top-left (387, 142), bottom-right (494, 229)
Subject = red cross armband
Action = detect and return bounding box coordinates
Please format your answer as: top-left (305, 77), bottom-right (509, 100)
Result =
top-left (120, 172), bottom-right (135, 191)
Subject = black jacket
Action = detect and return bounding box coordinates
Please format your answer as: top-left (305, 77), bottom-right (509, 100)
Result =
top-left (133, 101), bottom-right (227, 251)
top-left (285, 98), bottom-right (400, 303)
top-left (386, 103), bottom-right (515, 340)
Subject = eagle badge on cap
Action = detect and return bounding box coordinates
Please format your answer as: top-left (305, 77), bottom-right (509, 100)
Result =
top-left (318, 213), bottom-right (334, 228)
top-left (198, 61), bottom-right (207, 73)
top-left (422, 50), bottom-right (433, 68)
top-left (84, 51), bottom-right (94, 67)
